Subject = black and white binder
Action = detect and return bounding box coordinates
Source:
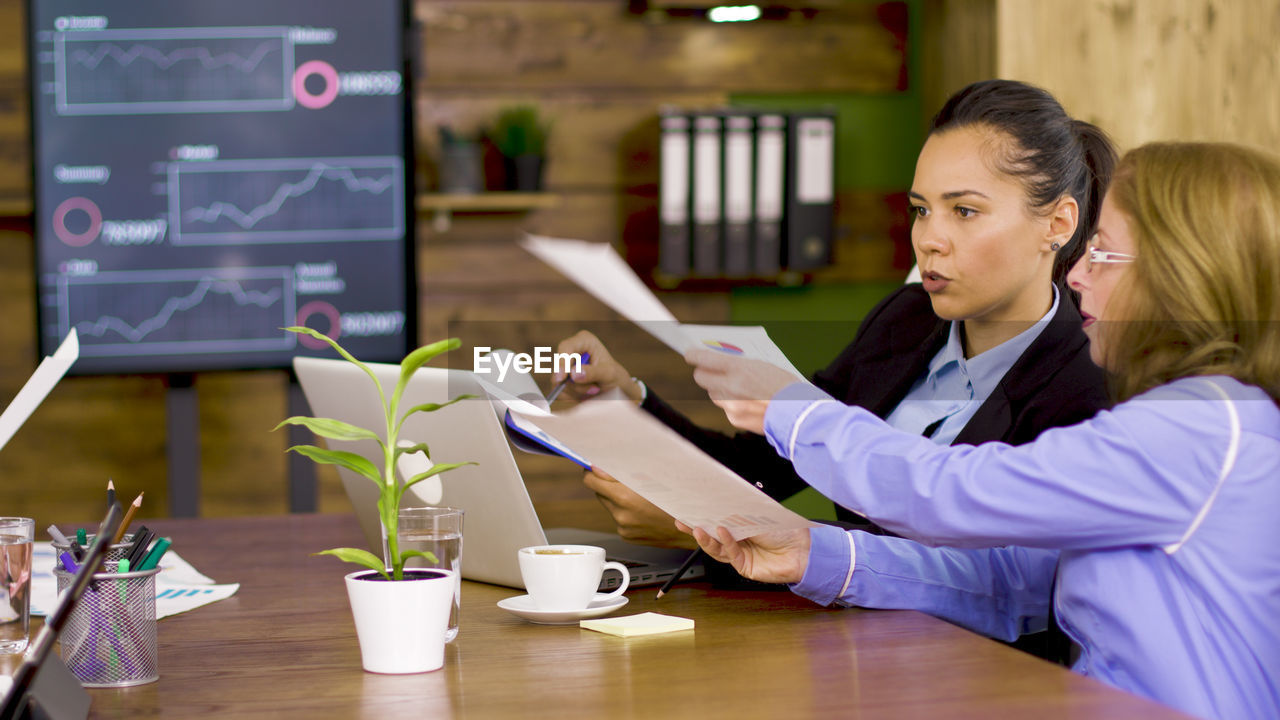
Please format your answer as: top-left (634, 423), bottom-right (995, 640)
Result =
top-left (784, 111), bottom-right (836, 272)
top-left (752, 112), bottom-right (786, 276)
top-left (721, 111), bottom-right (754, 277)
top-left (658, 110), bottom-right (691, 278)
top-left (690, 112), bottom-right (723, 276)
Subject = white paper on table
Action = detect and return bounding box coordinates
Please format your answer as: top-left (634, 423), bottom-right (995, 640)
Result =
top-left (519, 235), bottom-right (804, 377)
top-left (0, 330), bottom-right (78, 452)
top-left (519, 234), bottom-right (694, 353)
top-left (30, 542), bottom-right (240, 620)
top-left (511, 392), bottom-right (814, 541)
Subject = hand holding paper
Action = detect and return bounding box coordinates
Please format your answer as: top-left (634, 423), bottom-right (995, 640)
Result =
top-left (676, 521), bottom-right (811, 585)
top-left (685, 347), bottom-right (807, 435)
top-left (507, 391), bottom-right (812, 541)
top-left (520, 234), bottom-right (803, 379)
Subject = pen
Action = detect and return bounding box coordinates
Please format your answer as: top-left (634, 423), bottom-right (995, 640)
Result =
top-left (137, 537), bottom-right (172, 571)
top-left (47, 525), bottom-right (70, 546)
top-left (113, 491), bottom-right (144, 544)
top-left (655, 548), bottom-right (703, 599)
top-left (107, 478), bottom-right (116, 509)
top-left (76, 528), bottom-right (87, 546)
top-left (60, 552), bottom-right (79, 574)
top-left (545, 352), bottom-right (590, 404)
top-left (125, 526), bottom-right (152, 567)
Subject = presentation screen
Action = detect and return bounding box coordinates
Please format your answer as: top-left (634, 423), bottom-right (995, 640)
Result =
top-left (27, 0), bottom-right (415, 374)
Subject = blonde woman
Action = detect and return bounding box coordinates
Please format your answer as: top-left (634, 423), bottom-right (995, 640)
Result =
top-left (682, 142), bottom-right (1280, 720)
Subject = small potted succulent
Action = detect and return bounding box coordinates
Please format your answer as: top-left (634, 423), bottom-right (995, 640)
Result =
top-left (275, 327), bottom-right (474, 674)
top-left (489, 104), bottom-right (551, 191)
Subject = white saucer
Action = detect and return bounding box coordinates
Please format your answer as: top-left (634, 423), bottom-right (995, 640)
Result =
top-left (497, 593), bottom-right (629, 625)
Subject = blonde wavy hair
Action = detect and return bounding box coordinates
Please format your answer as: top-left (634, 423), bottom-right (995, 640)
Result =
top-left (1105, 142), bottom-right (1280, 404)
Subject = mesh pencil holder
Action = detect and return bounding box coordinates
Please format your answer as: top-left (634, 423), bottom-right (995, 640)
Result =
top-left (53, 560), bottom-right (160, 687)
top-left (51, 534), bottom-right (135, 563)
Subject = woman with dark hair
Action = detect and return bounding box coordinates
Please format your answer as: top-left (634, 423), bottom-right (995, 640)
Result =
top-left (555, 80), bottom-right (1114, 658)
top-left (682, 141), bottom-right (1280, 720)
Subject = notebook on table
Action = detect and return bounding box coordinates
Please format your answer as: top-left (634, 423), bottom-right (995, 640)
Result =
top-left (292, 357), bottom-right (703, 590)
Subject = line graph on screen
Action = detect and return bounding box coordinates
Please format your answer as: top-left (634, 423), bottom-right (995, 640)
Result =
top-left (57, 267), bottom-right (297, 356)
top-left (54, 26), bottom-right (293, 115)
top-left (169, 156), bottom-right (404, 245)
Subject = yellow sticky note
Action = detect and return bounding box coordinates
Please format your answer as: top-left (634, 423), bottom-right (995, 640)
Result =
top-left (579, 612), bottom-right (694, 637)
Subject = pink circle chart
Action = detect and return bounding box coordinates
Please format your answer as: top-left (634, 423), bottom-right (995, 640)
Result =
top-left (292, 60), bottom-right (340, 110)
top-left (296, 301), bottom-right (342, 348)
top-left (52, 197), bottom-right (103, 247)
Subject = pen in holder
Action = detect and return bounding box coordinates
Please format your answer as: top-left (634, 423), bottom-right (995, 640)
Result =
top-left (53, 560), bottom-right (160, 687)
top-left (51, 533), bottom-right (134, 563)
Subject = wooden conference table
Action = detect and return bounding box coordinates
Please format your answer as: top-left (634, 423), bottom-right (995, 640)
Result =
top-left (11, 514), bottom-right (1191, 719)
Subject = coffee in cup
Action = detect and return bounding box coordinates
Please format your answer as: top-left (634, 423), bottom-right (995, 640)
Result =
top-left (517, 544), bottom-right (629, 612)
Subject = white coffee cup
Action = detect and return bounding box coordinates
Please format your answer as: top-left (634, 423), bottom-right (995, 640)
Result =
top-left (517, 545), bottom-right (629, 612)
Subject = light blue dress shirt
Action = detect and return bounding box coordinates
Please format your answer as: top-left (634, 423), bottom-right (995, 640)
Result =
top-left (885, 285), bottom-right (1058, 444)
top-left (765, 376), bottom-right (1280, 720)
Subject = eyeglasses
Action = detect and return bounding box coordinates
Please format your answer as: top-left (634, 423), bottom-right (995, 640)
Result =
top-left (1085, 235), bottom-right (1137, 272)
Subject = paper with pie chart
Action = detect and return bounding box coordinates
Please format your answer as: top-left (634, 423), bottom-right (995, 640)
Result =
top-left (520, 234), bottom-right (802, 377)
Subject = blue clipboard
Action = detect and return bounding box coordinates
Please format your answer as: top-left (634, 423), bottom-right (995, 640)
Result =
top-left (503, 410), bottom-right (592, 470)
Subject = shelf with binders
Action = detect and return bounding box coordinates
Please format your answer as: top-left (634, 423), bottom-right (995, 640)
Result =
top-left (652, 107), bottom-right (852, 288)
top-left (416, 192), bottom-right (561, 233)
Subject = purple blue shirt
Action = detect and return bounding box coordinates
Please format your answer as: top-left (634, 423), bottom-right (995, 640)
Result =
top-left (766, 375), bottom-right (1280, 720)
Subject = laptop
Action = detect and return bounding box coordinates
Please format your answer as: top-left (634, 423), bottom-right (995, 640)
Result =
top-left (0, 503), bottom-right (121, 720)
top-left (292, 356), bottom-right (703, 590)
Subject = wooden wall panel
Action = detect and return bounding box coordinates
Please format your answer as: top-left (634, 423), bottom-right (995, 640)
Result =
top-left (416, 1), bottom-right (905, 94)
top-left (919, 0), bottom-right (995, 130)
top-left (0, 0), bottom-right (29, 206)
top-left (995, 0), bottom-right (1280, 152)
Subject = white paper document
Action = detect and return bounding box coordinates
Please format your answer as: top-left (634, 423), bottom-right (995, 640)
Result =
top-left (681, 325), bottom-right (804, 378)
top-left (509, 392), bottom-right (813, 541)
top-left (0, 330), bottom-right (78, 452)
top-left (519, 234), bottom-right (802, 378)
top-left (519, 234), bottom-right (692, 353)
top-left (31, 542), bottom-right (240, 620)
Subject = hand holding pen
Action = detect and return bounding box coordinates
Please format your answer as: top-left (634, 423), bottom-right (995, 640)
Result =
top-left (545, 352), bottom-right (590, 404)
top-left (552, 330), bottom-right (645, 404)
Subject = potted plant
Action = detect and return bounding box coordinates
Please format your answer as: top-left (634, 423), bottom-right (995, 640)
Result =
top-left (274, 327), bottom-right (475, 674)
top-left (489, 104), bottom-right (551, 191)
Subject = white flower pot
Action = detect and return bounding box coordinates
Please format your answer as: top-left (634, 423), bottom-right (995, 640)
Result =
top-left (344, 568), bottom-right (455, 674)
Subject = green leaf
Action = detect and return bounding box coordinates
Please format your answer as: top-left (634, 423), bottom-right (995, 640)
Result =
top-left (314, 548), bottom-right (389, 580)
top-left (403, 461), bottom-right (476, 491)
top-left (395, 394), bottom-right (477, 435)
top-left (284, 326), bottom-right (388, 410)
top-left (286, 445), bottom-right (382, 485)
top-left (390, 338), bottom-right (460, 417)
top-left (393, 441), bottom-right (431, 462)
top-left (399, 549), bottom-right (440, 566)
top-left (274, 416), bottom-right (380, 443)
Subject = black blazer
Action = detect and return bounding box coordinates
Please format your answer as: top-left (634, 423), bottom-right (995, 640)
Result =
top-left (643, 282), bottom-right (1110, 518)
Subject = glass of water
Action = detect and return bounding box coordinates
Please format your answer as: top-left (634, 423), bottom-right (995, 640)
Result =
top-left (0, 517), bottom-right (34, 654)
top-left (396, 507), bottom-right (464, 643)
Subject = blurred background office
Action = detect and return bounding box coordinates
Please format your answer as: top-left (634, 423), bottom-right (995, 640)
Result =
top-left (1, 0), bottom-right (1277, 524)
